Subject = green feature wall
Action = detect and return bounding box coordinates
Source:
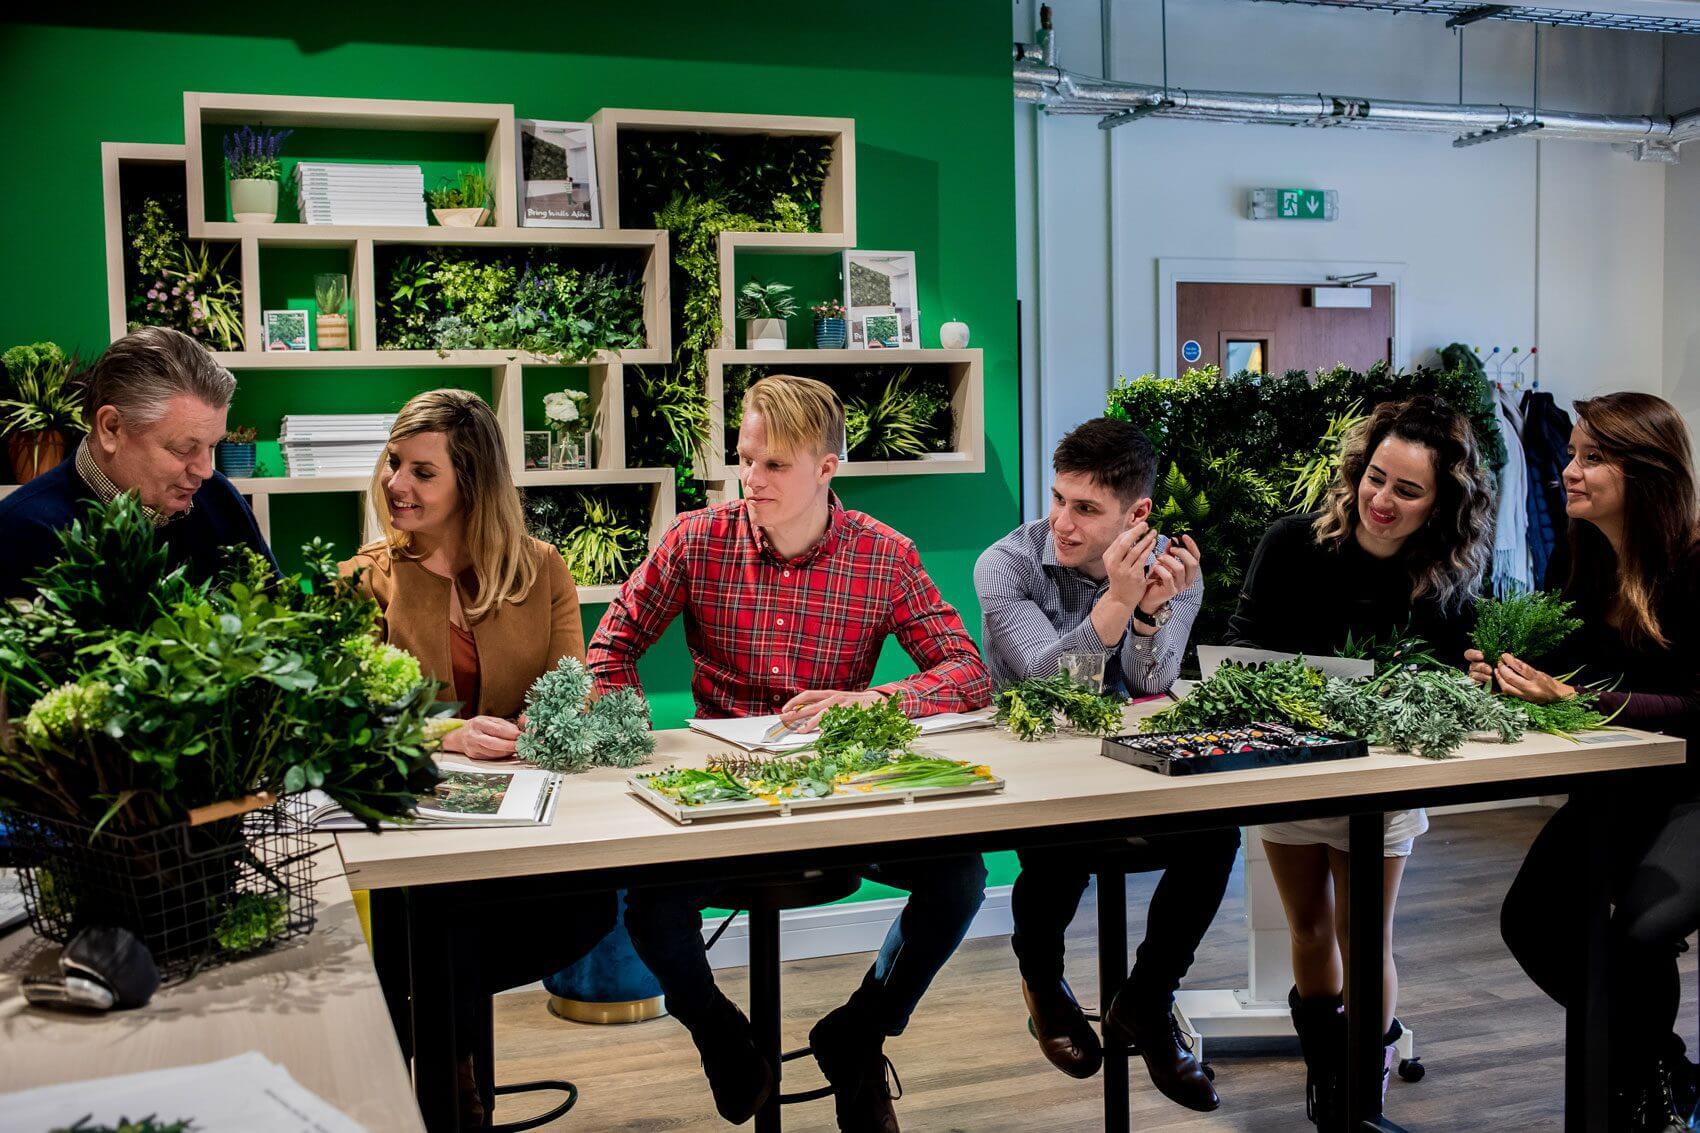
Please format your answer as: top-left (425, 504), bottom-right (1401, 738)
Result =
top-left (1, 9), bottom-right (1022, 890)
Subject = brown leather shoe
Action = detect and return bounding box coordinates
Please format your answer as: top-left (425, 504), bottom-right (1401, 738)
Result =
top-left (1102, 993), bottom-right (1220, 1112)
top-left (1022, 979), bottom-right (1104, 1079)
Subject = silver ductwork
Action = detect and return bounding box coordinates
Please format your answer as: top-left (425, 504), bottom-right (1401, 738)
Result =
top-left (1015, 60), bottom-right (1700, 158)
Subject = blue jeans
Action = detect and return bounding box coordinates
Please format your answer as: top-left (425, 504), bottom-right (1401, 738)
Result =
top-left (625, 854), bottom-right (987, 1038)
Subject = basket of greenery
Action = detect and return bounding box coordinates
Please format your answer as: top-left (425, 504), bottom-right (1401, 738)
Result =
top-left (214, 425), bottom-right (258, 478)
top-left (427, 167), bottom-right (493, 227)
top-left (1, 341), bottom-right (85, 485)
top-left (0, 496), bottom-right (450, 975)
top-left (737, 280), bottom-right (798, 350)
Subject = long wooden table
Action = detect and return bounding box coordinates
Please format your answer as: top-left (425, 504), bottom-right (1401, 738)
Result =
top-left (338, 711), bottom-right (1685, 1133)
top-left (0, 838), bottom-right (423, 1132)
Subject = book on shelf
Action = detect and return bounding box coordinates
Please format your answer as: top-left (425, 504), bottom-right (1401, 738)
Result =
top-left (294, 763), bottom-right (562, 830)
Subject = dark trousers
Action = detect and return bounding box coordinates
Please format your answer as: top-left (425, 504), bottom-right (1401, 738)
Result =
top-left (452, 889), bottom-right (619, 1041)
top-left (1502, 781), bottom-right (1700, 1065)
top-left (626, 855), bottom-right (988, 1038)
top-left (1011, 828), bottom-right (1241, 1011)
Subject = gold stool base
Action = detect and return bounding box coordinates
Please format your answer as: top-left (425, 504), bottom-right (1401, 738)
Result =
top-left (548, 995), bottom-right (667, 1025)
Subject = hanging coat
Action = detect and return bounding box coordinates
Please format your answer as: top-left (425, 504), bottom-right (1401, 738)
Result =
top-left (1520, 390), bottom-right (1573, 591)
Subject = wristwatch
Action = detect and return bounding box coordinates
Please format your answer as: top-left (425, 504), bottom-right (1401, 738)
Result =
top-left (1133, 601), bottom-right (1172, 630)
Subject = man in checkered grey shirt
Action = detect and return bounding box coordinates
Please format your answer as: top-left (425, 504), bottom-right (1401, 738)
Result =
top-left (973, 417), bottom-right (1240, 1113)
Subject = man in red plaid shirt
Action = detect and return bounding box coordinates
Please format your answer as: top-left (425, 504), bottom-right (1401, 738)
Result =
top-left (590, 375), bottom-right (991, 1132)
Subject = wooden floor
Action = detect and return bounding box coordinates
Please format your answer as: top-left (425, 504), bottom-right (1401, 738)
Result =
top-left (490, 807), bottom-right (1698, 1130)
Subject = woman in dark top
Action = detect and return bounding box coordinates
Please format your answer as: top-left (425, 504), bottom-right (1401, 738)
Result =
top-left (1477, 391), bottom-right (1700, 1132)
top-left (1229, 395), bottom-right (1494, 1127)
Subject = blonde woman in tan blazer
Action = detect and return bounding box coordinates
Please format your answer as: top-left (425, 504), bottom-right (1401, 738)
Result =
top-left (340, 388), bottom-right (610, 1126)
top-left (341, 389), bottom-right (585, 758)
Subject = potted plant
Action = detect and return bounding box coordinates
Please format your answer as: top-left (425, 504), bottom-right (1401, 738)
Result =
top-left (736, 281), bottom-right (798, 351)
top-left (812, 299), bottom-right (847, 349)
top-left (0, 498), bottom-right (449, 974)
top-left (427, 168), bottom-right (493, 227)
top-left (543, 388), bottom-right (592, 469)
top-left (1, 342), bottom-right (84, 484)
top-left (314, 273), bottom-right (349, 350)
top-left (223, 126), bottom-right (292, 224)
top-left (216, 425), bottom-right (259, 478)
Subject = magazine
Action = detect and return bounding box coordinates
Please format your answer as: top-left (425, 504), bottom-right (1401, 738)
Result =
top-left (295, 763), bottom-right (562, 830)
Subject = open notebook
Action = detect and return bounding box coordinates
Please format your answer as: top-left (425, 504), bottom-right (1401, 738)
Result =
top-left (294, 762), bottom-right (562, 830)
top-left (686, 711), bottom-right (993, 753)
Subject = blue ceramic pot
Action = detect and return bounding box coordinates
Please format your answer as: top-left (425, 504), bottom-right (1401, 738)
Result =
top-left (814, 316), bottom-right (847, 350)
top-left (215, 442), bottom-right (257, 478)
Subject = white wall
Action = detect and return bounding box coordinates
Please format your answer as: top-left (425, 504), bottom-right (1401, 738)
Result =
top-left (1016, 0), bottom-right (1680, 515)
top-left (1665, 37), bottom-right (1700, 436)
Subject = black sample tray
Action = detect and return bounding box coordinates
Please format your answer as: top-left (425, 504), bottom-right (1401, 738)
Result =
top-left (1101, 722), bottom-right (1369, 776)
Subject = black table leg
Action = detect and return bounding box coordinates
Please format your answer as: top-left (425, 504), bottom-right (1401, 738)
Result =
top-left (408, 886), bottom-right (463, 1132)
top-left (1098, 869), bottom-right (1130, 1133)
top-left (369, 887), bottom-right (413, 1064)
top-left (751, 905), bottom-right (783, 1133)
top-left (1346, 812), bottom-right (1407, 1133)
top-left (1565, 793), bottom-right (1611, 1132)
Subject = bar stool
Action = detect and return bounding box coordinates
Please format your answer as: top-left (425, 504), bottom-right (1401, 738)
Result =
top-left (709, 868), bottom-right (864, 1133)
top-left (470, 994), bottom-right (577, 1131)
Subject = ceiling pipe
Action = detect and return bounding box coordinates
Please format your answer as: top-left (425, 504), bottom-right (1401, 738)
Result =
top-left (1016, 59), bottom-right (1699, 158)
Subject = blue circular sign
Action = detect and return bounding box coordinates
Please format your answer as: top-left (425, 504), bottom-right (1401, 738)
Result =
top-left (1181, 340), bottom-right (1202, 364)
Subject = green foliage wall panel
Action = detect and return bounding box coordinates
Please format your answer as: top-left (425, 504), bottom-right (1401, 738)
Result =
top-left (0, 8), bottom-right (1018, 729)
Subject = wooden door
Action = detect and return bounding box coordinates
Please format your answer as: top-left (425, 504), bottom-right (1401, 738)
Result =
top-left (1176, 282), bottom-right (1393, 376)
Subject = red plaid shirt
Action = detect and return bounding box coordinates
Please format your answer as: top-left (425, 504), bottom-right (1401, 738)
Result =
top-left (588, 495), bottom-right (992, 719)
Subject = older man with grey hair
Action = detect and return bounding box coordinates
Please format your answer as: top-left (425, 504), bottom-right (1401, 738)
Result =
top-left (0, 326), bottom-right (277, 598)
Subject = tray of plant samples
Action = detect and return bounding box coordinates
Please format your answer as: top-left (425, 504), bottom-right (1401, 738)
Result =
top-left (1100, 722), bottom-right (1368, 776)
top-left (629, 700), bottom-right (1004, 824)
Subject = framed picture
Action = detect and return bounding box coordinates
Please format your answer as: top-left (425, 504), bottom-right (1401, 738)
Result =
top-left (860, 313), bottom-right (902, 350)
top-left (843, 250), bottom-right (919, 349)
top-left (262, 309), bottom-right (310, 352)
top-left (522, 430), bottom-right (552, 470)
top-left (517, 119), bottom-right (601, 228)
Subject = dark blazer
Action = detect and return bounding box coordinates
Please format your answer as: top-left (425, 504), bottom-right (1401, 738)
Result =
top-left (0, 455), bottom-right (278, 599)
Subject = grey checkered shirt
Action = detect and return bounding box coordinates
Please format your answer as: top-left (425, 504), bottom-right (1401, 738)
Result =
top-left (973, 518), bottom-right (1201, 695)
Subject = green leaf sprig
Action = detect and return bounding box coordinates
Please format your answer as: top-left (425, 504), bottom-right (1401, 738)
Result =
top-left (1142, 659), bottom-right (1329, 733)
top-left (994, 673), bottom-right (1124, 741)
top-left (1472, 589), bottom-right (1583, 666)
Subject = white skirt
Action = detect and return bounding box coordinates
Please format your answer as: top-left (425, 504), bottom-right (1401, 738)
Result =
top-left (1259, 809), bottom-right (1429, 858)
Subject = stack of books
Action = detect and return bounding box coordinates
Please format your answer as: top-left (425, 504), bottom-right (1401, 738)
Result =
top-left (295, 162), bottom-right (426, 227)
top-left (279, 413), bottom-right (395, 478)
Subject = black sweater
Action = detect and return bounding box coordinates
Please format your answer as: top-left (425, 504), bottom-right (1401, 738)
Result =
top-left (1226, 513), bottom-right (1474, 666)
top-left (1544, 541), bottom-right (1700, 741)
top-left (0, 456), bottom-right (277, 600)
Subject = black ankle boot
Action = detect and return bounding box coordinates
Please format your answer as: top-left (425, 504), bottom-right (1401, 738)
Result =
top-left (1616, 1058), bottom-right (1690, 1133)
top-left (1289, 986), bottom-right (1345, 1130)
top-left (691, 998), bottom-right (773, 1125)
top-left (1662, 1032), bottom-right (1699, 1130)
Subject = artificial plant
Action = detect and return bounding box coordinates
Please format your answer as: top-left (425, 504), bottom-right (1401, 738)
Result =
top-left (0, 496), bottom-right (448, 835)
top-left (124, 196), bottom-right (245, 350)
top-left (0, 342), bottom-right (85, 438)
top-left (426, 168), bottom-right (493, 212)
top-left (513, 657), bottom-right (656, 772)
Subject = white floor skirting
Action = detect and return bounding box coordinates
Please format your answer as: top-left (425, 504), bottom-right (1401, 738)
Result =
top-left (703, 885), bottom-right (1014, 970)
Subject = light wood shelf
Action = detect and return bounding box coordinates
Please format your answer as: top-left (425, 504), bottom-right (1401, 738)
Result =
top-left (81, 92), bottom-right (974, 596)
top-left (706, 348), bottom-right (985, 479)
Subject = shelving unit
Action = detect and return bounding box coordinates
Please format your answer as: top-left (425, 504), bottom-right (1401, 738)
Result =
top-left (705, 348), bottom-right (985, 478)
top-left (89, 92), bottom-right (983, 600)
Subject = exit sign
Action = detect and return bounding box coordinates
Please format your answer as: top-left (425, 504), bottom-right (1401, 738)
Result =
top-left (1247, 188), bottom-right (1339, 221)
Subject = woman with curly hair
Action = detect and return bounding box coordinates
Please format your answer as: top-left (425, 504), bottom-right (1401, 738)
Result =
top-left (1475, 392), bottom-right (1700, 1131)
top-left (1227, 394), bottom-right (1495, 1128)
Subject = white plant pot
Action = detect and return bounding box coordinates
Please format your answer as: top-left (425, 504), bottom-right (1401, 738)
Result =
top-left (230, 178), bottom-right (279, 224)
top-left (432, 207), bottom-right (490, 228)
top-left (940, 320), bottom-right (971, 349)
top-left (746, 318), bottom-right (788, 351)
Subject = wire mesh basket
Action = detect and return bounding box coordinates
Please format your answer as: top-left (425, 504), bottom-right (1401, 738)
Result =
top-left (3, 801), bottom-right (318, 978)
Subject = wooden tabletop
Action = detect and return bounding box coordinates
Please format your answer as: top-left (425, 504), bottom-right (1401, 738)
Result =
top-left (0, 839), bottom-right (424, 1132)
top-left (336, 706), bottom-right (1685, 891)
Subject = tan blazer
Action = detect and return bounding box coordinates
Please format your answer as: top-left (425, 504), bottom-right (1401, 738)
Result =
top-left (339, 537), bottom-right (585, 719)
